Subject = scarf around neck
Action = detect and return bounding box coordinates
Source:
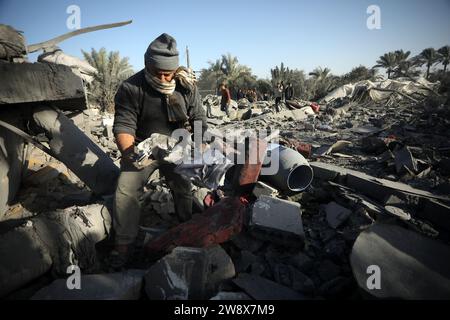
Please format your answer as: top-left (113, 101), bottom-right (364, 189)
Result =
top-left (144, 66), bottom-right (197, 95)
top-left (144, 67), bottom-right (198, 124)
top-left (144, 69), bottom-right (176, 95)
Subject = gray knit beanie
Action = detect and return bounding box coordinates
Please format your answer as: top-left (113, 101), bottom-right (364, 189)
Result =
top-left (144, 33), bottom-right (179, 71)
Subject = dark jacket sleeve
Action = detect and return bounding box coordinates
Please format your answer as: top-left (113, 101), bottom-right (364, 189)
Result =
top-left (113, 82), bottom-right (139, 137)
top-left (187, 86), bottom-right (208, 135)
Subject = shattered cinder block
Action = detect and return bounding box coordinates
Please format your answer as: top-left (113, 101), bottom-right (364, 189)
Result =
top-left (249, 195), bottom-right (304, 247)
top-left (144, 245), bottom-right (235, 300)
top-left (252, 181), bottom-right (279, 198)
top-left (32, 270), bottom-right (145, 300)
top-left (324, 201), bottom-right (352, 229)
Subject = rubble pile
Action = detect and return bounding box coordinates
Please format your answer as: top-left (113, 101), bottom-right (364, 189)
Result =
top-left (1, 30), bottom-right (450, 300)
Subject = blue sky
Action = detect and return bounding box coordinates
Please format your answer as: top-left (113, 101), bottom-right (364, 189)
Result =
top-left (1, 0), bottom-right (449, 78)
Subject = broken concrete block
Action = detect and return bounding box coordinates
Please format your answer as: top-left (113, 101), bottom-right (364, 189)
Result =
top-left (252, 181), bottom-right (279, 198)
top-left (350, 223), bottom-right (450, 299)
top-left (210, 291), bottom-right (252, 300)
top-left (324, 202), bottom-right (352, 229)
top-left (249, 195), bottom-right (304, 247)
top-left (144, 245), bottom-right (235, 300)
top-left (0, 62), bottom-right (87, 110)
top-left (309, 162), bottom-right (353, 181)
top-left (232, 273), bottom-right (304, 300)
top-left (310, 162), bottom-right (450, 232)
top-left (32, 270), bottom-right (145, 300)
top-left (345, 167), bottom-right (448, 202)
top-left (0, 221), bottom-right (53, 298)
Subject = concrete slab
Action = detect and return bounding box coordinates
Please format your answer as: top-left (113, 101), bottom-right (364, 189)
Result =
top-left (249, 195), bottom-right (304, 246)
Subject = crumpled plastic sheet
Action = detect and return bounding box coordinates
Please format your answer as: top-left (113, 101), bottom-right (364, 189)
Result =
top-left (137, 133), bottom-right (238, 189)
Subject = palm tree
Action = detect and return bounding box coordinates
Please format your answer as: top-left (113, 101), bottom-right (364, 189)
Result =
top-left (219, 53), bottom-right (254, 92)
top-left (339, 65), bottom-right (377, 84)
top-left (415, 48), bottom-right (440, 79)
top-left (438, 45), bottom-right (450, 72)
top-left (220, 54), bottom-right (251, 79)
top-left (394, 50), bottom-right (411, 64)
top-left (309, 66), bottom-right (331, 80)
top-left (308, 67), bottom-right (335, 100)
top-left (373, 52), bottom-right (397, 79)
top-left (270, 62), bottom-right (293, 85)
top-left (197, 54), bottom-right (255, 95)
top-left (82, 48), bottom-right (133, 112)
top-left (394, 59), bottom-right (420, 79)
top-left (198, 59), bottom-right (226, 93)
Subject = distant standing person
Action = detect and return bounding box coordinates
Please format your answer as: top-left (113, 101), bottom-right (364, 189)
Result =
top-left (285, 82), bottom-right (294, 101)
top-left (252, 89), bottom-right (258, 102)
top-left (237, 88), bottom-right (244, 100)
top-left (274, 82), bottom-right (283, 112)
top-left (220, 83), bottom-right (231, 116)
top-left (280, 81), bottom-right (285, 101)
top-left (206, 100), bottom-right (215, 118)
top-left (247, 89), bottom-right (254, 103)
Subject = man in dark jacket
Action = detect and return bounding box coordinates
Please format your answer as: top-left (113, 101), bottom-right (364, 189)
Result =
top-left (110, 33), bottom-right (208, 268)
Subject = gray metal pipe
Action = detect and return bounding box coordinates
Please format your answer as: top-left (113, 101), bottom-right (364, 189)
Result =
top-left (261, 143), bottom-right (313, 192)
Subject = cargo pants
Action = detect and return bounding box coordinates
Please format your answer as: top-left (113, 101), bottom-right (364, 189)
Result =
top-left (113, 160), bottom-right (193, 246)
